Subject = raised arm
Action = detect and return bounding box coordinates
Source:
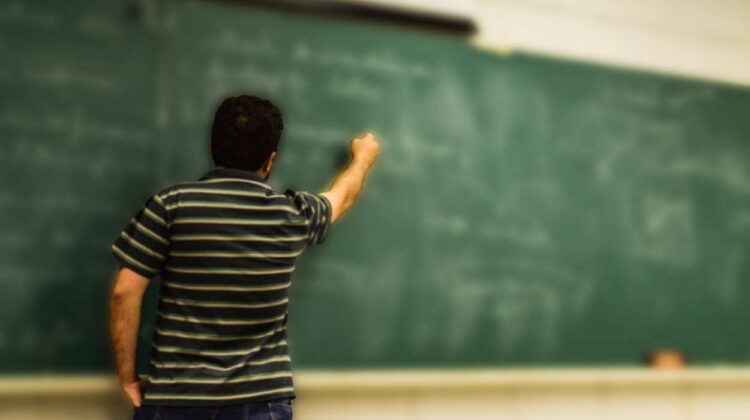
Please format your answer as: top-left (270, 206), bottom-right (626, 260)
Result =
top-left (321, 133), bottom-right (380, 224)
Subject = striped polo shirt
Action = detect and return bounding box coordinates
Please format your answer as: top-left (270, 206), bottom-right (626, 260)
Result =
top-left (111, 167), bottom-right (332, 405)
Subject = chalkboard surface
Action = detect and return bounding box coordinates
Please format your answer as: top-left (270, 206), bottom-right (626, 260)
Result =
top-left (1, 0), bottom-right (749, 372)
top-left (0, 0), bottom-right (157, 371)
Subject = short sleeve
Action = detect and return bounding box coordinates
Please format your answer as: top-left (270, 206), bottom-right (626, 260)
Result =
top-left (111, 195), bottom-right (170, 278)
top-left (285, 190), bottom-right (333, 246)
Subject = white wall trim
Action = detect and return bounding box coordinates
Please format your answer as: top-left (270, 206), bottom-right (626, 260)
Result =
top-left (4, 368), bottom-right (750, 397)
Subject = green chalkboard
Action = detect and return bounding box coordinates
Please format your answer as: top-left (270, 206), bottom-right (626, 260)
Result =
top-left (0, 0), bottom-right (157, 371)
top-left (1, 0), bottom-right (750, 372)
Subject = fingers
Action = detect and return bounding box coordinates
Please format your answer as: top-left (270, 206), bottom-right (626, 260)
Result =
top-left (126, 388), bottom-right (142, 408)
top-left (122, 381), bottom-right (144, 408)
top-left (354, 132), bottom-right (373, 142)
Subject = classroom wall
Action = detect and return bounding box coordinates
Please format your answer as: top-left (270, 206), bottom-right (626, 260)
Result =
top-left (474, 0), bottom-right (750, 86)
top-left (3, 1), bottom-right (749, 418)
top-left (363, 0), bottom-right (750, 86)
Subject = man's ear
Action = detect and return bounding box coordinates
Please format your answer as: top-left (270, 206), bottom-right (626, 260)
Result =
top-left (263, 151), bottom-right (277, 173)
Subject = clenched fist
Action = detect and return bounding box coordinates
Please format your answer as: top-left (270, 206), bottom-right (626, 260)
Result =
top-left (351, 133), bottom-right (380, 167)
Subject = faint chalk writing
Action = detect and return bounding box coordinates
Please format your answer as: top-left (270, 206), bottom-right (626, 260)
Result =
top-left (200, 29), bottom-right (279, 58)
top-left (291, 42), bottom-right (430, 79)
top-left (77, 13), bottom-right (120, 38)
top-left (28, 66), bottom-right (117, 92)
top-left (287, 123), bottom-right (348, 144)
top-left (0, 1), bottom-right (59, 28)
top-left (0, 111), bottom-right (150, 145)
top-left (327, 74), bottom-right (382, 101)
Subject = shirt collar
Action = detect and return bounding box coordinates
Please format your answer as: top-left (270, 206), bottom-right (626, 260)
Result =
top-left (200, 166), bottom-right (269, 184)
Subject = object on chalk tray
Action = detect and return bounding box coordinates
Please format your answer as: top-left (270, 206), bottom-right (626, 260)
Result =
top-left (645, 349), bottom-right (688, 369)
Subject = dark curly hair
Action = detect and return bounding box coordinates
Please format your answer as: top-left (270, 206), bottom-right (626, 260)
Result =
top-left (210, 95), bottom-right (284, 171)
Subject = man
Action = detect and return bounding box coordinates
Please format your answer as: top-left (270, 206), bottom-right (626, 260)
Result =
top-left (109, 95), bottom-right (380, 419)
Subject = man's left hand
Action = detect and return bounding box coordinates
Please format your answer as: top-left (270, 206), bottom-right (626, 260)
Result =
top-left (121, 378), bottom-right (146, 408)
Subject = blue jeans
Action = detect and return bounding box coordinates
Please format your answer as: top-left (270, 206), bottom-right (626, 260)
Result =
top-left (133, 397), bottom-right (293, 420)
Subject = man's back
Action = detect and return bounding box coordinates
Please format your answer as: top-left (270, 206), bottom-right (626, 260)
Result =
top-left (112, 167), bottom-right (331, 405)
top-left (108, 95), bottom-right (379, 418)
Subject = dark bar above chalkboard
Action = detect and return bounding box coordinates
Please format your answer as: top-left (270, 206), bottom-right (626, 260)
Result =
top-left (203, 0), bottom-right (477, 36)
